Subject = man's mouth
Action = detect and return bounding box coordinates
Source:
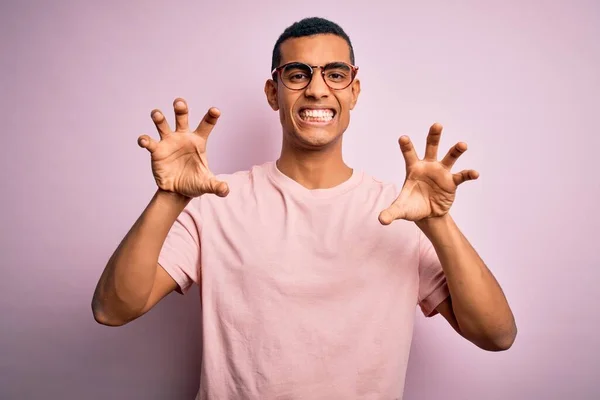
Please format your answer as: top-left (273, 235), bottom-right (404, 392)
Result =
top-left (298, 108), bottom-right (336, 124)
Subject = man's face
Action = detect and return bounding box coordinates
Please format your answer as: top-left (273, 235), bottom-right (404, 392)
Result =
top-left (265, 34), bottom-right (361, 150)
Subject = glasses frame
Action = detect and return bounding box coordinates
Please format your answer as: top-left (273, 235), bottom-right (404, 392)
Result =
top-left (271, 61), bottom-right (359, 91)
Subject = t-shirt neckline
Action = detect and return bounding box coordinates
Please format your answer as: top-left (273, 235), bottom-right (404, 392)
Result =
top-left (266, 160), bottom-right (364, 199)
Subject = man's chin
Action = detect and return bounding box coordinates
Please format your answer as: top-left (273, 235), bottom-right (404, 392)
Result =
top-left (291, 129), bottom-right (342, 149)
top-left (284, 115), bottom-right (344, 149)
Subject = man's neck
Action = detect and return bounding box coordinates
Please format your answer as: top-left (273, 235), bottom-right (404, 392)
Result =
top-left (276, 146), bottom-right (353, 190)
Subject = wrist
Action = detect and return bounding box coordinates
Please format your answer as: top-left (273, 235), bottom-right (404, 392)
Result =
top-left (155, 189), bottom-right (192, 209)
top-left (415, 213), bottom-right (453, 237)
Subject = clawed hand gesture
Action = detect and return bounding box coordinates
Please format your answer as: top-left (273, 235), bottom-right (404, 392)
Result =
top-left (379, 123), bottom-right (479, 225)
top-left (138, 98), bottom-right (230, 198)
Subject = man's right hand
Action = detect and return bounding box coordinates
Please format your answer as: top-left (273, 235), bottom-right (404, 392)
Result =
top-left (137, 98), bottom-right (230, 198)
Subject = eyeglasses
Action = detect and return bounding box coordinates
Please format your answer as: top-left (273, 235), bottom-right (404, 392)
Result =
top-left (271, 61), bottom-right (359, 91)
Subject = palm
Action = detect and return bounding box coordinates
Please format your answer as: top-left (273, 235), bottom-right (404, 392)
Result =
top-left (379, 123), bottom-right (479, 224)
top-left (138, 98), bottom-right (229, 198)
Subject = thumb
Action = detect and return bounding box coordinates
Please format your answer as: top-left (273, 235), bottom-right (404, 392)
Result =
top-left (378, 202), bottom-right (404, 225)
top-left (138, 134), bottom-right (158, 153)
top-left (203, 177), bottom-right (230, 197)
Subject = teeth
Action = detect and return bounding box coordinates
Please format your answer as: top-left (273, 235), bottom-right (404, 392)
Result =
top-left (300, 109), bottom-right (334, 121)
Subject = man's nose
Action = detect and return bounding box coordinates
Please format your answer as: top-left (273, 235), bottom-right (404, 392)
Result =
top-left (304, 69), bottom-right (330, 98)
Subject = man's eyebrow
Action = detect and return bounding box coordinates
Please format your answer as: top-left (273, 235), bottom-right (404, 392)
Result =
top-left (285, 62), bottom-right (308, 67)
top-left (325, 61), bottom-right (351, 69)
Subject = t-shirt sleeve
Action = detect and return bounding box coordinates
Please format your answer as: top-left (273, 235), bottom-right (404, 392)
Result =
top-left (157, 202), bottom-right (201, 295)
top-left (417, 228), bottom-right (450, 317)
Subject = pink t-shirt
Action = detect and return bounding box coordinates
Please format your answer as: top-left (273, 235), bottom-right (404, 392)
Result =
top-left (158, 161), bottom-right (449, 400)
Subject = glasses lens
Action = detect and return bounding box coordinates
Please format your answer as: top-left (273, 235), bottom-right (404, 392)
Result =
top-left (323, 62), bottom-right (353, 89)
top-left (281, 63), bottom-right (312, 90)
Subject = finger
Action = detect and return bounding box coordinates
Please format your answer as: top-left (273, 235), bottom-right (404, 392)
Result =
top-left (203, 177), bottom-right (230, 197)
top-left (194, 107), bottom-right (221, 139)
top-left (151, 109), bottom-right (172, 139)
top-left (453, 169), bottom-right (480, 186)
top-left (398, 136), bottom-right (419, 167)
top-left (173, 98), bottom-right (189, 132)
top-left (137, 134), bottom-right (158, 153)
top-left (441, 142), bottom-right (468, 169)
top-left (378, 202), bottom-right (405, 225)
top-left (424, 122), bottom-right (443, 160)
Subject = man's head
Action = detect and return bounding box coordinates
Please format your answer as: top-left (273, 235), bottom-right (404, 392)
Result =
top-left (265, 17), bottom-right (361, 151)
top-left (270, 17), bottom-right (355, 72)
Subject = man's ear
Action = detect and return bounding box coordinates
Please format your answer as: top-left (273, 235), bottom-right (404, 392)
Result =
top-left (264, 79), bottom-right (279, 111)
top-left (350, 79), bottom-right (361, 110)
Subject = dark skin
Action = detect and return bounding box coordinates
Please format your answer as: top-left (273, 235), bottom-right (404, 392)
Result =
top-left (264, 34), bottom-right (360, 190)
top-left (93, 33), bottom-right (516, 352)
top-left (265, 34), bottom-right (516, 351)
top-left (380, 125), bottom-right (516, 351)
top-left (92, 101), bottom-right (228, 326)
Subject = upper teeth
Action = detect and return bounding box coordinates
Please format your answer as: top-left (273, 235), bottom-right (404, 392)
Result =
top-left (301, 109), bottom-right (334, 118)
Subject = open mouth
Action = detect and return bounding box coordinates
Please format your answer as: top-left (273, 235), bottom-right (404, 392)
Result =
top-left (298, 108), bottom-right (336, 124)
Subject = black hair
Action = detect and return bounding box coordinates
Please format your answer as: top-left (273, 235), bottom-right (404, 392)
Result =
top-left (271, 17), bottom-right (355, 72)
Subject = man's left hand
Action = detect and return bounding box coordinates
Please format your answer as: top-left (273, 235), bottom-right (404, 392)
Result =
top-left (379, 123), bottom-right (479, 225)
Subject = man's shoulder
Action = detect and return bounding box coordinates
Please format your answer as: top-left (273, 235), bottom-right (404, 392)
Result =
top-left (190, 161), bottom-right (273, 207)
top-left (213, 161), bottom-right (273, 184)
top-left (356, 171), bottom-right (401, 200)
top-left (198, 161), bottom-right (401, 204)
top-left (360, 172), bottom-right (398, 189)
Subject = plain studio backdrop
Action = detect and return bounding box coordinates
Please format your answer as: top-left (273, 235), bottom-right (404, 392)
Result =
top-left (1, 1), bottom-right (598, 399)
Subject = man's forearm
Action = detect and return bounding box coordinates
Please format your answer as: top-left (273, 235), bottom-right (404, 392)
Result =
top-left (92, 189), bottom-right (190, 325)
top-left (417, 214), bottom-right (517, 349)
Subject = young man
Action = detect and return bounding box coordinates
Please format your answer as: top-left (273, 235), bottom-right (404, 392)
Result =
top-left (92, 17), bottom-right (516, 400)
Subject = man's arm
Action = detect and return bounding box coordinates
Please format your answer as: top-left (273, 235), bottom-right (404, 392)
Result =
top-left (417, 214), bottom-right (517, 351)
top-left (92, 99), bottom-right (230, 326)
top-left (378, 123), bottom-right (517, 351)
top-left (91, 189), bottom-right (189, 326)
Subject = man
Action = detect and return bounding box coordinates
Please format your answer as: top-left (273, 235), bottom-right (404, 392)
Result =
top-left (92, 17), bottom-right (516, 400)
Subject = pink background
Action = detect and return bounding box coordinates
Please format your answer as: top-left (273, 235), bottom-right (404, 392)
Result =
top-left (1, 1), bottom-right (599, 399)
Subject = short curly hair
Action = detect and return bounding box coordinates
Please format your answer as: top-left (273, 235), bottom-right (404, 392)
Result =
top-left (271, 17), bottom-right (355, 72)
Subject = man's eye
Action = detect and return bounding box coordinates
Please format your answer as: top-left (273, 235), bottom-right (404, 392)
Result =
top-left (326, 71), bottom-right (348, 82)
top-left (289, 73), bottom-right (309, 81)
